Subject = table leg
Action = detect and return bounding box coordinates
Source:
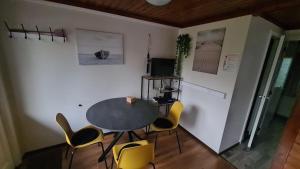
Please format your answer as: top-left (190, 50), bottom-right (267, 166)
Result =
top-left (130, 131), bottom-right (143, 140)
top-left (128, 131), bottom-right (134, 142)
top-left (113, 132), bottom-right (119, 138)
top-left (141, 76), bottom-right (144, 99)
top-left (98, 132), bottom-right (124, 162)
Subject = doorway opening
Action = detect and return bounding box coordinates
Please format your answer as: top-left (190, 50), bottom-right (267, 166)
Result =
top-left (222, 39), bottom-right (300, 169)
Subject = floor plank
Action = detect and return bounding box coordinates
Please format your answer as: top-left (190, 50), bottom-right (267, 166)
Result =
top-left (271, 99), bottom-right (300, 169)
top-left (62, 128), bottom-right (236, 169)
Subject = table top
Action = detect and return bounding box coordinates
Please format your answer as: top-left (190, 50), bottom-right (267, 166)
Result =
top-left (86, 97), bottom-right (159, 131)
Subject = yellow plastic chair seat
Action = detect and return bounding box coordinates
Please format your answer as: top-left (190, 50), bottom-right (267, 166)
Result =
top-left (56, 113), bottom-right (108, 169)
top-left (149, 101), bottom-right (184, 153)
top-left (72, 126), bottom-right (104, 149)
top-left (112, 140), bottom-right (155, 169)
top-left (113, 140), bottom-right (149, 163)
top-left (150, 117), bottom-right (177, 132)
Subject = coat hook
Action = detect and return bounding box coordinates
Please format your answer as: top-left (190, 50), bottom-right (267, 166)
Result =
top-left (35, 25), bottom-right (41, 40)
top-left (4, 21), bottom-right (13, 38)
top-left (21, 24), bottom-right (27, 39)
top-left (49, 26), bottom-right (54, 42)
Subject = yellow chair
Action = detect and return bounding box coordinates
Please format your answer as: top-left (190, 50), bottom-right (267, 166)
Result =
top-left (56, 113), bottom-right (108, 169)
top-left (150, 101), bottom-right (184, 153)
top-left (111, 140), bottom-right (155, 169)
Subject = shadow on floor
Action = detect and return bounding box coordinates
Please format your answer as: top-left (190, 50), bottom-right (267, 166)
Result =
top-left (18, 145), bottom-right (63, 169)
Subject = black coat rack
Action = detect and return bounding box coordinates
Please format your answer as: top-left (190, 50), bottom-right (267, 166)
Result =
top-left (4, 21), bottom-right (67, 42)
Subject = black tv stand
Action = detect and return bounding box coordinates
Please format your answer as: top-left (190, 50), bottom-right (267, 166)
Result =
top-left (140, 75), bottom-right (182, 112)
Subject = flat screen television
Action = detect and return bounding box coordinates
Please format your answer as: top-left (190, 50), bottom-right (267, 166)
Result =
top-left (151, 58), bottom-right (175, 76)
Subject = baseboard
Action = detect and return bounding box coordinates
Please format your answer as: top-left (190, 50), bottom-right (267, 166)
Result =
top-left (178, 125), bottom-right (219, 155)
top-left (22, 143), bottom-right (66, 160)
top-left (218, 143), bottom-right (240, 154)
top-left (22, 131), bottom-right (116, 160)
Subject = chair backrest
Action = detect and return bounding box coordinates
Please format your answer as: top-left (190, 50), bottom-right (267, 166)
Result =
top-left (56, 113), bottom-right (73, 146)
top-left (168, 101), bottom-right (184, 127)
top-left (117, 143), bottom-right (154, 169)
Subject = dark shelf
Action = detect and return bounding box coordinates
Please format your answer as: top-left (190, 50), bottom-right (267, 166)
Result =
top-left (160, 89), bottom-right (180, 93)
top-left (152, 97), bottom-right (177, 105)
top-left (142, 75), bottom-right (181, 80)
top-left (141, 75), bottom-right (182, 113)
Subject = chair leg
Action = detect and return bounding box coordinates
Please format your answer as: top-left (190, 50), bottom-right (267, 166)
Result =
top-left (65, 146), bottom-right (70, 159)
top-left (150, 162), bottom-right (156, 169)
top-left (100, 142), bottom-right (109, 169)
top-left (154, 133), bottom-right (158, 149)
top-left (68, 149), bottom-right (75, 169)
top-left (110, 155), bottom-right (114, 169)
top-left (175, 130), bottom-right (182, 153)
top-left (146, 125), bottom-right (149, 135)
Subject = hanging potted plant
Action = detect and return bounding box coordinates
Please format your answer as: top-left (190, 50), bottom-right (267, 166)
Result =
top-left (175, 34), bottom-right (191, 76)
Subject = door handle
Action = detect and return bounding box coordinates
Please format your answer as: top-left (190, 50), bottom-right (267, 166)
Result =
top-left (258, 95), bottom-right (270, 100)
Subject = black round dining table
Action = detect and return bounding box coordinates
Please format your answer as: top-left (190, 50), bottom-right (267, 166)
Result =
top-left (86, 97), bottom-right (158, 162)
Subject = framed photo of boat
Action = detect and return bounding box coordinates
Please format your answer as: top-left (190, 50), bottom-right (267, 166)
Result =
top-left (76, 29), bottom-right (124, 65)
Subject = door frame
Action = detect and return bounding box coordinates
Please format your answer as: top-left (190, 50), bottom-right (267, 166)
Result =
top-left (239, 31), bottom-right (282, 143)
top-left (247, 34), bottom-right (285, 148)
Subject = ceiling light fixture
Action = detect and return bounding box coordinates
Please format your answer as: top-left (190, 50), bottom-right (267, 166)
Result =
top-left (146, 0), bottom-right (172, 6)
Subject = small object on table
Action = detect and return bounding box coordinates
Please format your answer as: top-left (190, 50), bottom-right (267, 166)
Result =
top-left (126, 96), bottom-right (136, 104)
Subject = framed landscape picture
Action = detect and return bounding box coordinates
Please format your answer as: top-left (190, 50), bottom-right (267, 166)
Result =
top-left (192, 28), bottom-right (226, 74)
top-left (76, 29), bottom-right (124, 65)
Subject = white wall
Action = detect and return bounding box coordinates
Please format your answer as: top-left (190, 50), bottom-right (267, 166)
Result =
top-left (0, 67), bottom-right (22, 167)
top-left (0, 116), bottom-right (14, 169)
top-left (179, 15), bottom-right (252, 153)
top-left (0, 0), bottom-right (178, 153)
top-left (0, 49), bottom-right (17, 169)
top-left (219, 17), bottom-right (282, 152)
top-left (286, 29), bottom-right (300, 41)
top-left (0, 2), bottom-right (22, 166)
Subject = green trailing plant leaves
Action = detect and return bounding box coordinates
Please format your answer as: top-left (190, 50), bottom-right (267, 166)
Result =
top-left (175, 34), bottom-right (191, 76)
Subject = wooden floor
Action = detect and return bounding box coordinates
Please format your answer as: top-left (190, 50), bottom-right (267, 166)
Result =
top-left (63, 128), bottom-right (235, 169)
top-left (271, 98), bottom-right (300, 169)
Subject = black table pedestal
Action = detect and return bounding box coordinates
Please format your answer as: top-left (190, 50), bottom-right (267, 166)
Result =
top-left (128, 131), bottom-right (143, 141)
top-left (98, 132), bottom-right (124, 162)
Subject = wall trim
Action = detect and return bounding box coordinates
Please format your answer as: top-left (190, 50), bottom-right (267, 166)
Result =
top-left (178, 125), bottom-right (221, 155)
top-left (22, 131), bottom-right (115, 159)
